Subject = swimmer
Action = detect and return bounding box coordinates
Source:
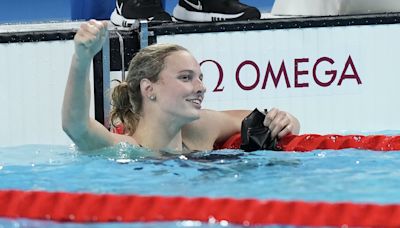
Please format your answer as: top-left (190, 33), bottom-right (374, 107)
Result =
top-left (62, 19), bottom-right (300, 152)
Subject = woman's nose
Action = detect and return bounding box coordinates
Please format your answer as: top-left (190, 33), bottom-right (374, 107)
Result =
top-left (194, 78), bottom-right (206, 94)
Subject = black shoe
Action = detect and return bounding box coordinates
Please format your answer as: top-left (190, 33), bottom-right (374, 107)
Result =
top-left (173, 0), bottom-right (261, 22)
top-left (111, 0), bottom-right (172, 27)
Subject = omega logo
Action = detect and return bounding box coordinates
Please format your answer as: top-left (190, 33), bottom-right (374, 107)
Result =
top-left (200, 55), bottom-right (362, 92)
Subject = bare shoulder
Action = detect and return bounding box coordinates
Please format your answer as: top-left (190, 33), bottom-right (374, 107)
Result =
top-left (182, 109), bottom-right (249, 149)
top-left (182, 110), bottom-right (220, 150)
top-left (183, 109), bottom-right (220, 132)
top-left (111, 133), bottom-right (139, 146)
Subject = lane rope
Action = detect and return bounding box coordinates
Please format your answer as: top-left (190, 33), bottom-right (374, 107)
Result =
top-left (114, 124), bottom-right (400, 151)
top-left (217, 133), bottom-right (400, 151)
top-left (1, 190), bottom-right (400, 226)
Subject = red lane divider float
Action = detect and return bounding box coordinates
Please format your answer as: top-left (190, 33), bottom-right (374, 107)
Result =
top-left (1, 190), bottom-right (400, 226)
top-left (114, 124), bottom-right (400, 151)
top-left (218, 133), bottom-right (400, 152)
top-left (2, 133), bottom-right (400, 226)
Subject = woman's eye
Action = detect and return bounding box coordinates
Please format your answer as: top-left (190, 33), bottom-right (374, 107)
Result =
top-left (179, 75), bottom-right (191, 81)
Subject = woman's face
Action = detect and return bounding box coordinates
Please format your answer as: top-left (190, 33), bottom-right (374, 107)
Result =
top-left (153, 50), bottom-right (206, 123)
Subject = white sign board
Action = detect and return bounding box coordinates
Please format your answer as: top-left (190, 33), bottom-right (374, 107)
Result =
top-left (157, 24), bottom-right (400, 134)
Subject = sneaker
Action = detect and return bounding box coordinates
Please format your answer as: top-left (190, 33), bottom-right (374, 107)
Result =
top-left (173, 0), bottom-right (261, 22)
top-left (111, 0), bottom-right (172, 27)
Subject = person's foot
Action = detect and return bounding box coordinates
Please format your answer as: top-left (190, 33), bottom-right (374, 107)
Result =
top-left (111, 0), bottom-right (172, 27)
top-left (173, 0), bottom-right (261, 22)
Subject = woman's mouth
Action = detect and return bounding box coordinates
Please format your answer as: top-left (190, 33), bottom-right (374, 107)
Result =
top-left (186, 98), bottom-right (203, 108)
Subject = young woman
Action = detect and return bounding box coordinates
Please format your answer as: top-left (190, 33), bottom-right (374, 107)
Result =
top-left (62, 19), bottom-right (300, 152)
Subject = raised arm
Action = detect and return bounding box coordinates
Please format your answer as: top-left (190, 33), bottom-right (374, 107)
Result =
top-left (62, 20), bottom-right (118, 150)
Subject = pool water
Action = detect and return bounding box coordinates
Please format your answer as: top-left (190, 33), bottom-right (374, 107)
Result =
top-left (1, 139), bottom-right (400, 227)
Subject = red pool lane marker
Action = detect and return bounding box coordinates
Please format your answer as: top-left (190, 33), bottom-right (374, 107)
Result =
top-left (114, 124), bottom-right (400, 152)
top-left (218, 133), bottom-right (400, 151)
top-left (1, 190), bottom-right (400, 226)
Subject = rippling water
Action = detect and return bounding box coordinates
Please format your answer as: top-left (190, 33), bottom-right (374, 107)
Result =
top-left (1, 141), bottom-right (400, 227)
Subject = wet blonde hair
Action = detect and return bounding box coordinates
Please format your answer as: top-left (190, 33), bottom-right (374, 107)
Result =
top-left (110, 43), bottom-right (188, 135)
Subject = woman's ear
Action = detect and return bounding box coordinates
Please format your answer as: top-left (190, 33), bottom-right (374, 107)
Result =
top-left (140, 78), bottom-right (155, 101)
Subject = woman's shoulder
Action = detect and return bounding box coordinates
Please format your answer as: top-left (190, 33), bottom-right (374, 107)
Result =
top-left (111, 132), bottom-right (139, 146)
top-left (182, 110), bottom-right (221, 150)
top-left (183, 109), bottom-right (249, 149)
top-left (185, 109), bottom-right (222, 129)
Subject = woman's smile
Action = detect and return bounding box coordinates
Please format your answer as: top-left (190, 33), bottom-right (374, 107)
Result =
top-left (186, 97), bottom-right (203, 109)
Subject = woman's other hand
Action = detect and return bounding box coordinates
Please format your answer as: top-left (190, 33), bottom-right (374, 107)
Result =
top-left (263, 108), bottom-right (300, 138)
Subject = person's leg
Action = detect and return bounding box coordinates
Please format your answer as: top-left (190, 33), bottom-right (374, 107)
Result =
top-left (110, 0), bottom-right (172, 27)
top-left (173, 0), bottom-right (261, 22)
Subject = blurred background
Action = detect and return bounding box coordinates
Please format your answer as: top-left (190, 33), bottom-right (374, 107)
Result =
top-left (0, 0), bottom-right (275, 24)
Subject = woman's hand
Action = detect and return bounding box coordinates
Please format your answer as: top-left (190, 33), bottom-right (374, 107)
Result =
top-left (263, 108), bottom-right (300, 138)
top-left (74, 19), bottom-right (108, 61)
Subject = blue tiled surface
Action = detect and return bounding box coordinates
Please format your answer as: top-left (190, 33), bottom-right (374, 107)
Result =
top-left (0, 0), bottom-right (71, 23)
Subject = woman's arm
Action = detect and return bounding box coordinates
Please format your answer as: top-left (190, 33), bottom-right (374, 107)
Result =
top-left (62, 20), bottom-right (119, 150)
top-left (187, 108), bottom-right (300, 148)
